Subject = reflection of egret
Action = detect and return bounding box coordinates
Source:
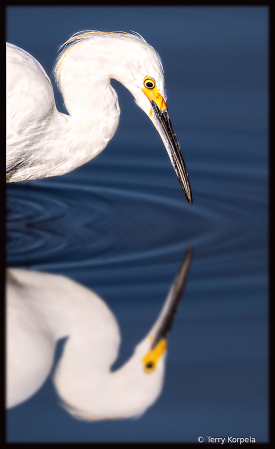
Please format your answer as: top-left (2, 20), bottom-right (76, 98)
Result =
top-left (7, 248), bottom-right (192, 420)
top-left (6, 31), bottom-right (192, 204)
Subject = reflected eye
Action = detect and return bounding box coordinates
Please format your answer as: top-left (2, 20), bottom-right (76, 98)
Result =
top-left (143, 77), bottom-right (155, 90)
top-left (143, 360), bottom-right (156, 374)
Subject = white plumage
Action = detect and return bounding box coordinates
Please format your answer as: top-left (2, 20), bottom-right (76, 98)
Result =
top-left (6, 31), bottom-right (192, 203)
top-left (6, 248), bottom-right (192, 420)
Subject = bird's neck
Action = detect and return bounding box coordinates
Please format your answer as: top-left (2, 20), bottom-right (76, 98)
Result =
top-left (56, 79), bottom-right (120, 173)
top-left (54, 45), bottom-right (124, 168)
top-left (49, 77), bottom-right (120, 178)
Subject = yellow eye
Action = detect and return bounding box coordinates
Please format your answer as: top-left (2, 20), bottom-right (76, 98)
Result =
top-left (143, 360), bottom-right (156, 374)
top-left (143, 77), bottom-right (155, 90)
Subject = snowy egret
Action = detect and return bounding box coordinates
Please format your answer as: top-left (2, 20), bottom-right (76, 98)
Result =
top-left (6, 31), bottom-right (192, 204)
top-left (7, 247), bottom-right (192, 420)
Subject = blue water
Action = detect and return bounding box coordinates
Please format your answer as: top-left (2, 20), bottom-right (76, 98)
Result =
top-left (6, 6), bottom-right (268, 443)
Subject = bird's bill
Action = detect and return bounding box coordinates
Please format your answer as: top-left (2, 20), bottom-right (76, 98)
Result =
top-left (142, 247), bottom-right (193, 373)
top-left (151, 246), bottom-right (193, 347)
top-left (150, 100), bottom-right (192, 205)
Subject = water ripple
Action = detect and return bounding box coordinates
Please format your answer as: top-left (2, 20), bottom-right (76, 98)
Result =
top-left (6, 169), bottom-right (265, 270)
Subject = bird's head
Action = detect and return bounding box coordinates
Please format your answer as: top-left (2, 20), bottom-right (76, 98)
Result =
top-left (113, 33), bottom-right (193, 205)
top-left (112, 246), bottom-right (193, 419)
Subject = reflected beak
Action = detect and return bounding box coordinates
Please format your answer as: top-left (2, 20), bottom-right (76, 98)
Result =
top-left (150, 100), bottom-right (193, 205)
top-left (150, 247), bottom-right (193, 349)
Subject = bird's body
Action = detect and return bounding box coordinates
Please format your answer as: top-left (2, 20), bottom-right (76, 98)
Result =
top-left (6, 32), bottom-right (192, 203)
top-left (6, 248), bottom-right (192, 420)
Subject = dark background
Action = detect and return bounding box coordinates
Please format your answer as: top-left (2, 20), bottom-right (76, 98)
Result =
top-left (6, 6), bottom-right (268, 443)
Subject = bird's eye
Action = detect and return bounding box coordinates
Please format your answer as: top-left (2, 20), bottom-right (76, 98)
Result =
top-left (143, 360), bottom-right (156, 374)
top-left (144, 77), bottom-right (155, 90)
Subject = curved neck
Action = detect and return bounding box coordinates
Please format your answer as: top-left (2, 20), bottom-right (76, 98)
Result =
top-left (45, 73), bottom-right (120, 178)
top-left (53, 343), bottom-right (163, 420)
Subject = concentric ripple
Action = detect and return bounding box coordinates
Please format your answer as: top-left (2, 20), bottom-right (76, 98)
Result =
top-left (6, 157), bottom-right (267, 271)
top-left (6, 181), bottom-right (206, 268)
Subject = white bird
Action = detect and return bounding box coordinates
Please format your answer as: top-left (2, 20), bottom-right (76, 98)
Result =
top-left (7, 248), bottom-right (192, 420)
top-left (6, 31), bottom-right (192, 204)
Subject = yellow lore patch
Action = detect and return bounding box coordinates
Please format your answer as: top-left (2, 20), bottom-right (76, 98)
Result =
top-left (142, 339), bottom-right (167, 374)
top-left (142, 76), bottom-right (167, 112)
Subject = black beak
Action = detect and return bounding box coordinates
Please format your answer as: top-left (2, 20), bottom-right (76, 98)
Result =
top-left (151, 247), bottom-right (193, 349)
top-left (151, 101), bottom-right (193, 205)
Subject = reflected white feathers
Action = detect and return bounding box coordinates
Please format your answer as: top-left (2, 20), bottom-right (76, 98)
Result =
top-left (6, 31), bottom-right (192, 203)
top-left (7, 248), bottom-right (192, 420)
